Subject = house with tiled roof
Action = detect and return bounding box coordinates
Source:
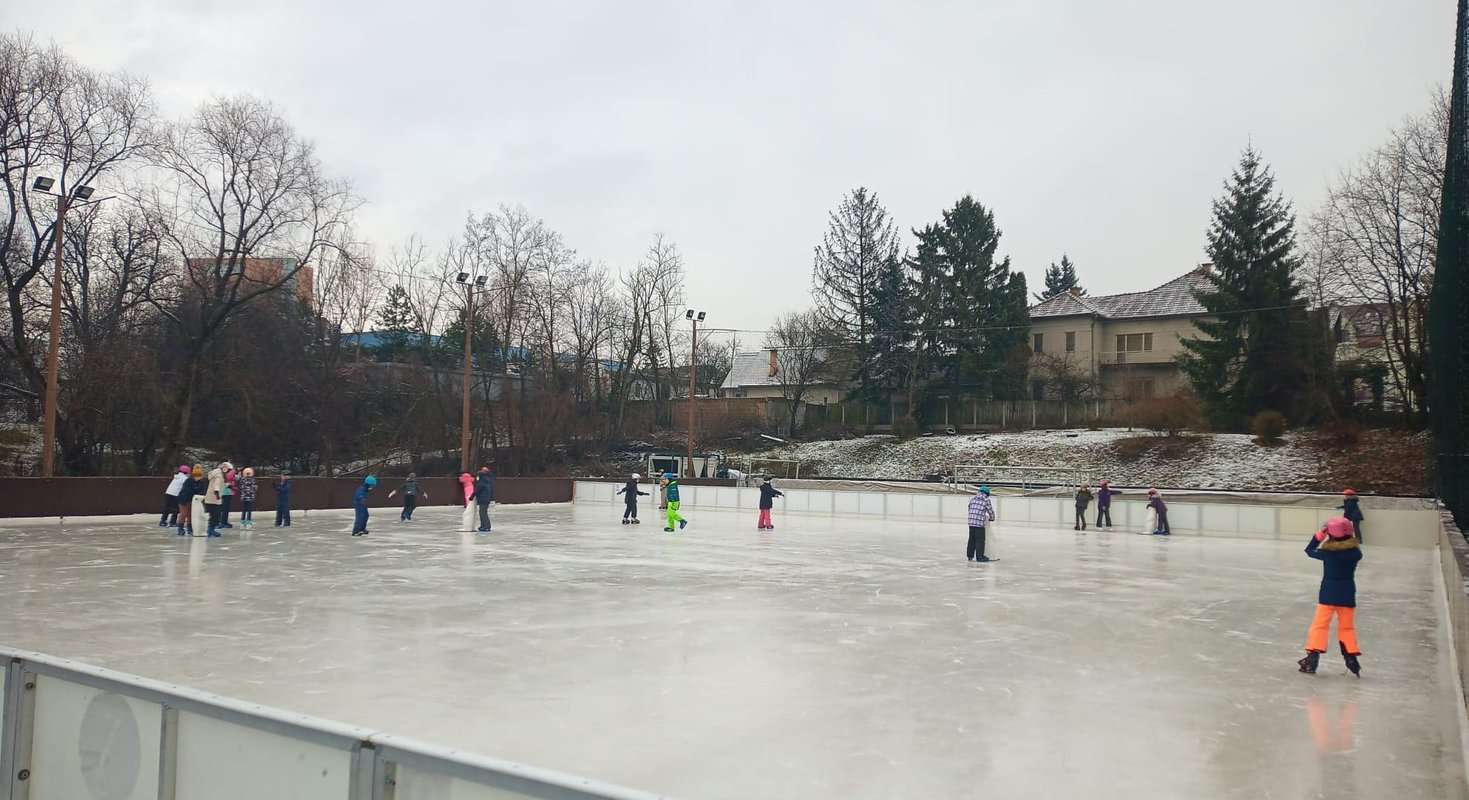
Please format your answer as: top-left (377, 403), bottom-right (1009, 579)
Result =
top-left (1027, 265), bottom-right (1215, 401)
top-left (717, 349), bottom-right (844, 404)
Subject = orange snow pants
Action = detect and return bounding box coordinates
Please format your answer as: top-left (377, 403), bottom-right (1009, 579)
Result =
top-left (1305, 604), bottom-right (1360, 655)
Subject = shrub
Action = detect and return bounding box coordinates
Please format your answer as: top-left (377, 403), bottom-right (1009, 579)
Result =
top-left (891, 415), bottom-right (921, 440)
top-left (1251, 410), bottom-right (1287, 445)
top-left (1130, 394), bottom-right (1202, 437)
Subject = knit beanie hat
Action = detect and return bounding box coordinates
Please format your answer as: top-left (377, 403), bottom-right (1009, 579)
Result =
top-left (364, 475), bottom-right (378, 488)
top-left (1316, 516), bottom-right (1355, 541)
top-left (1343, 488), bottom-right (1357, 497)
top-left (978, 485), bottom-right (991, 495)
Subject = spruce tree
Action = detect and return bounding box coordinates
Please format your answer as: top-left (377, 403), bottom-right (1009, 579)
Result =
top-left (1035, 254), bottom-right (1083, 301)
top-left (1180, 148), bottom-right (1308, 428)
top-left (811, 187), bottom-right (901, 392)
top-left (374, 284), bottom-right (418, 359)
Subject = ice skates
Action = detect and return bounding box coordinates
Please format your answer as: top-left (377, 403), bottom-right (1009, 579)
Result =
top-left (1297, 651), bottom-right (1321, 674)
top-left (1340, 642), bottom-right (1361, 677)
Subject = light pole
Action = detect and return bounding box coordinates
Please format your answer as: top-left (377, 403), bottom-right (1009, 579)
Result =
top-left (685, 309), bottom-right (705, 477)
top-left (456, 271), bottom-right (488, 473)
top-left (29, 177), bottom-right (109, 477)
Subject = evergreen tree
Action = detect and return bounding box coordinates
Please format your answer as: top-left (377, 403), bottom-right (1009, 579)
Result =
top-left (374, 284), bottom-right (418, 360)
top-left (863, 252), bottom-right (913, 398)
top-left (1034, 254), bottom-right (1083, 301)
top-left (811, 187), bottom-right (902, 392)
top-left (440, 307), bottom-right (501, 369)
top-left (1180, 148), bottom-right (1309, 428)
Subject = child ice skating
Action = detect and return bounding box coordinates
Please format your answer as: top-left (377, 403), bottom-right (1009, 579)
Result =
top-left (1147, 488), bottom-right (1170, 535)
top-left (177, 465), bottom-right (203, 536)
top-left (459, 472), bottom-right (476, 531)
top-left (204, 463), bottom-right (226, 537)
top-left (389, 474), bottom-right (426, 521)
top-left (1339, 489), bottom-right (1365, 543)
top-left (1095, 480), bottom-right (1121, 528)
top-left (616, 473), bottom-right (649, 524)
top-left (1298, 517), bottom-right (1363, 676)
top-left (966, 485), bottom-right (996, 562)
top-left (161, 465), bottom-right (188, 527)
top-left (218, 462), bottom-right (236, 528)
top-left (662, 473), bottom-right (687, 532)
top-left (475, 466), bottom-right (495, 532)
top-left (757, 477), bottom-right (783, 529)
top-left (274, 472), bottom-right (292, 527)
top-left (1073, 485), bottom-right (1093, 531)
top-left (351, 475), bottom-right (377, 536)
top-left (238, 468), bottom-right (258, 527)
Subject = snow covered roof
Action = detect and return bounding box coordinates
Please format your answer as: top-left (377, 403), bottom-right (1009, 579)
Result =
top-left (719, 350), bottom-right (840, 390)
top-left (1029, 268), bottom-right (1212, 320)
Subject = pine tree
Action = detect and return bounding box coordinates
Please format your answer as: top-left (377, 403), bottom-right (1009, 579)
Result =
top-left (1180, 148), bottom-right (1309, 428)
top-left (811, 187), bottom-right (901, 393)
top-left (374, 285), bottom-right (418, 360)
top-left (1034, 255), bottom-right (1083, 301)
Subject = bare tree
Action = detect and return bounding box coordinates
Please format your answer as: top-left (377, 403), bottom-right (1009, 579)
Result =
top-left (566, 261), bottom-right (613, 405)
top-left (764, 310), bottom-right (829, 435)
top-left (145, 95), bottom-right (356, 469)
top-left (1032, 352), bottom-right (1101, 403)
top-left (1307, 90), bottom-right (1448, 423)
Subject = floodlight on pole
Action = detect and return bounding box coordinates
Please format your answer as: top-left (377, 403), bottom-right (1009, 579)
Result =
top-left (456, 272), bottom-right (469, 284)
top-left (71, 185), bottom-right (94, 201)
top-left (696, 311), bottom-right (706, 322)
top-left (474, 275), bottom-right (487, 287)
top-left (685, 309), bottom-right (694, 320)
top-left (31, 177), bottom-right (54, 192)
top-left (687, 309), bottom-right (705, 477)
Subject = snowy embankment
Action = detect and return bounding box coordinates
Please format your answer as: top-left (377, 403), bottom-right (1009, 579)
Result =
top-left (756, 428), bottom-right (1320, 491)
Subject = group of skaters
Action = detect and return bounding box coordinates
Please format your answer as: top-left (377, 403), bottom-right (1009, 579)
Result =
top-left (161, 462), bottom-right (290, 537)
top-left (614, 472), bottom-right (786, 532)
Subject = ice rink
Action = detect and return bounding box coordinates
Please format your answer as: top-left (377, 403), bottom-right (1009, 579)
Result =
top-left (0, 501), bottom-right (1465, 799)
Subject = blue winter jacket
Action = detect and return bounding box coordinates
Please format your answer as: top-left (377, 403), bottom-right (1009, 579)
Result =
top-left (665, 481), bottom-right (680, 502)
top-left (353, 484), bottom-right (371, 510)
top-left (475, 474), bottom-right (495, 503)
top-left (1305, 535), bottom-right (1362, 607)
top-left (1339, 497), bottom-right (1364, 522)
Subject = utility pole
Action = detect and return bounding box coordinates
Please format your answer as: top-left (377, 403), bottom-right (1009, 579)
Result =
top-left (461, 283), bottom-right (473, 473)
top-left (40, 193), bottom-right (65, 478)
top-left (685, 309), bottom-right (705, 477)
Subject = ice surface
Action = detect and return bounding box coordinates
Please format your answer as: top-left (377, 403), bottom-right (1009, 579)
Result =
top-left (0, 503), bottom-right (1464, 799)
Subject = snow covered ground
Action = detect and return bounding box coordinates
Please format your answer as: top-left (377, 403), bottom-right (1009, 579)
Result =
top-left (0, 503), bottom-right (1463, 799)
top-left (757, 428), bottom-right (1322, 490)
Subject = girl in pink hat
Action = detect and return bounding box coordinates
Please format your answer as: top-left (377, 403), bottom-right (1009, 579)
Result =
top-left (1298, 516), bottom-right (1363, 676)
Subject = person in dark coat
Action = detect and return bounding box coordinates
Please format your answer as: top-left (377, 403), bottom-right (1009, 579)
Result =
top-left (389, 473), bottom-right (427, 522)
top-left (1073, 485), bottom-right (1093, 531)
top-left (616, 473), bottom-right (649, 524)
top-left (1095, 480), bottom-right (1121, 528)
top-left (1338, 488), bottom-right (1365, 542)
top-left (757, 477), bottom-right (784, 530)
top-left (1146, 489), bottom-right (1170, 535)
top-left (475, 466), bottom-right (495, 532)
top-left (1299, 517), bottom-right (1363, 676)
top-left (275, 472), bottom-right (293, 527)
top-left (175, 466), bottom-right (201, 536)
top-left (351, 475), bottom-right (377, 536)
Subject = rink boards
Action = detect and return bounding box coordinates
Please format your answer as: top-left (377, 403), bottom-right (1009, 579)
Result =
top-left (574, 480), bottom-right (1441, 548)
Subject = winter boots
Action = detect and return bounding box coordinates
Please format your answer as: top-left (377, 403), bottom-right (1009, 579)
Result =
top-left (1340, 641), bottom-right (1361, 677)
top-left (1298, 651), bottom-right (1321, 674)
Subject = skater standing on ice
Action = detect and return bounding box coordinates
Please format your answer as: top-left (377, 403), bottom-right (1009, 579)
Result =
top-left (176, 465), bottom-right (202, 535)
top-left (1298, 517), bottom-right (1363, 676)
top-left (1073, 484), bottom-right (1093, 531)
top-left (274, 472), bottom-right (292, 527)
top-left (617, 473), bottom-right (648, 524)
top-left (161, 465), bottom-right (188, 528)
top-left (967, 485), bottom-right (996, 562)
top-left (475, 466), bottom-right (495, 532)
top-left (1095, 480), bottom-right (1121, 528)
top-left (757, 477), bottom-right (783, 530)
top-left (459, 472), bottom-right (476, 531)
top-left (238, 467), bottom-right (258, 528)
top-left (204, 462), bottom-right (226, 537)
top-left (389, 473), bottom-right (426, 521)
top-left (663, 473), bottom-right (687, 532)
top-left (351, 475), bottom-right (377, 536)
top-left (218, 463), bottom-right (236, 528)
top-left (1146, 488), bottom-right (1170, 535)
top-left (1338, 489), bottom-right (1365, 543)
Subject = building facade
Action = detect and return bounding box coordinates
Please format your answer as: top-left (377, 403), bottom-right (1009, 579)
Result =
top-left (1027, 266), bottom-right (1214, 401)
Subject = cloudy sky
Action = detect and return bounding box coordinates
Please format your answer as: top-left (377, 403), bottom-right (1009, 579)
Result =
top-left (10, 0), bottom-right (1457, 343)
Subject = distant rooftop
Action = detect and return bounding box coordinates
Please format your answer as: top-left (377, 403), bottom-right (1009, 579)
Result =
top-left (1029, 267), bottom-right (1212, 320)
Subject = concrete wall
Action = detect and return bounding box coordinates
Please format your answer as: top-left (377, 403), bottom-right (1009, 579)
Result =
top-left (574, 481), bottom-right (1442, 548)
top-left (1440, 512), bottom-right (1469, 717)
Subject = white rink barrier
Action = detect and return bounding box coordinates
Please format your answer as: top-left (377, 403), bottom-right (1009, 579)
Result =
top-left (0, 648), bottom-right (660, 800)
top-left (573, 481), bottom-right (1441, 548)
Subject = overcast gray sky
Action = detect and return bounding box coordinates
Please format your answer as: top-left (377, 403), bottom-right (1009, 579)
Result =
top-left (10, 0), bottom-right (1457, 344)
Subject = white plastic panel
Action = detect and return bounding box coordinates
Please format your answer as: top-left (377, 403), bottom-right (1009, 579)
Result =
top-left (886, 494), bottom-right (913, 519)
top-left (30, 675), bottom-right (160, 800)
top-left (714, 488), bottom-right (737, 509)
top-left (738, 487), bottom-right (762, 509)
top-left (175, 710), bottom-right (351, 800)
top-left (394, 764), bottom-right (529, 799)
top-left (807, 491), bottom-right (834, 514)
top-left (942, 495), bottom-right (970, 523)
top-left (781, 490), bottom-right (809, 513)
top-left (858, 493), bottom-right (885, 516)
top-left (1279, 507), bottom-right (1319, 538)
top-left (1201, 504), bottom-right (1237, 532)
top-left (1237, 506), bottom-right (1275, 534)
top-left (912, 495), bottom-right (941, 520)
top-left (1168, 504), bottom-right (1201, 532)
top-left (833, 492), bottom-right (860, 515)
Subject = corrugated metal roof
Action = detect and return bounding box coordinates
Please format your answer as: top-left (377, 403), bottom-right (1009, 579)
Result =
top-left (1029, 269), bottom-right (1211, 320)
top-left (719, 350), bottom-right (839, 389)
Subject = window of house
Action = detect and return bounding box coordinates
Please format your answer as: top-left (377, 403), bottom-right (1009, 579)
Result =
top-left (1033, 333), bottom-right (1044, 353)
top-left (1116, 333), bottom-right (1153, 353)
top-left (1123, 378), bottom-right (1156, 401)
top-left (1065, 331), bottom-right (1076, 352)
top-left (1031, 380), bottom-right (1045, 401)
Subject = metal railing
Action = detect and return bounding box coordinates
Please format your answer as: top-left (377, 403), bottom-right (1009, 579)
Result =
top-left (0, 647), bottom-right (663, 800)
